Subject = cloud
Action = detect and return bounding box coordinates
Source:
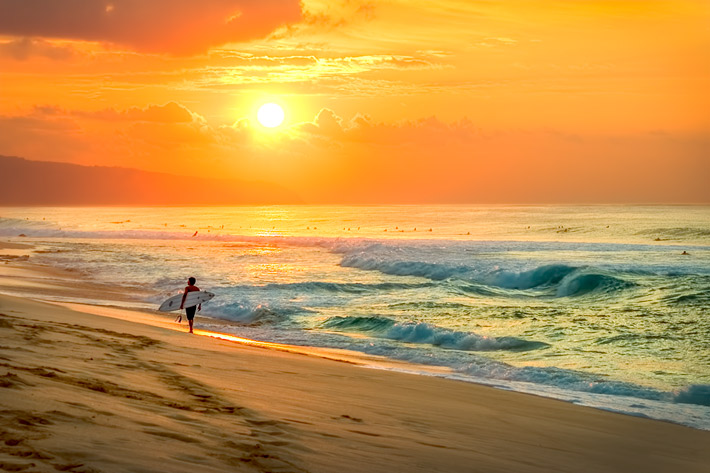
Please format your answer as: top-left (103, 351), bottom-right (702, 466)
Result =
top-left (27, 102), bottom-right (201, 124)
top-left (137, 53), bottom-right (445, 98)
top-left (0, 37), bottom-right (77, 60)
top-left (312, 108), bottom-right (344, 135)
top-left (82, 102), bottom-right (200, 123)
top-left (0, 0), bottom-right (302, 54)
top-left (281, 0), bottom-right (376, 33)
top-left (1, 104), bottom-right (708, 203)
top-left (297, 109), bottom-right (476, 147)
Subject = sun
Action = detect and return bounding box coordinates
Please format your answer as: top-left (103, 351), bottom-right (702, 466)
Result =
top-left (257, 103), bottom-right (285, 128)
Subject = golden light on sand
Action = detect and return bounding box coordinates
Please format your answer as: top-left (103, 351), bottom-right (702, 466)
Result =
top-left (257, 103), bottom-right (285, 128)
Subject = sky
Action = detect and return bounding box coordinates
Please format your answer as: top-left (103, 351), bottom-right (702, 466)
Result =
top-left (0, 0), bottom-right (708, 203)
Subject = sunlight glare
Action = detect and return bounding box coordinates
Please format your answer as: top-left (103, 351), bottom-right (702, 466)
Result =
top-left (257, 103), bottom-right (285, 128)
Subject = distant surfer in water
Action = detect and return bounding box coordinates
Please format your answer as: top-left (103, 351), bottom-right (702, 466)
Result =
top-left (179, 277), bottom-right (201, 334)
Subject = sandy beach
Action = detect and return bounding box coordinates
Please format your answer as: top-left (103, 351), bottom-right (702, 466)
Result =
top-left (0, 241), bottom-right (709, 473)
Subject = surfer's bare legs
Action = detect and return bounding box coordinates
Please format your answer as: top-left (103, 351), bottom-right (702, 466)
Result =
top-left (185, 306), bottom-right (197, 334)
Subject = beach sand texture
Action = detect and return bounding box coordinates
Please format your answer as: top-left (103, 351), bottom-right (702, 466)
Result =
top-left (0, 293), bottom-right (709, 473)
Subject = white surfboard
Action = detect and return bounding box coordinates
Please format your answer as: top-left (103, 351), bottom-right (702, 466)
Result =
top-left (158, 291), bottom-right (214, 312)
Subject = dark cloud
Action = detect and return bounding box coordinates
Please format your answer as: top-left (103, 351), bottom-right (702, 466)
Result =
top-left (86, 102), bottom-right (198, 123)
top-left (0, 37), bottom-right (76, 60)
top-left (27, 102), bottom-right (198, 123)
top-left (0, 0), bottom-right (302, 54)
top-left (300, 0), bottom-right (375, 29)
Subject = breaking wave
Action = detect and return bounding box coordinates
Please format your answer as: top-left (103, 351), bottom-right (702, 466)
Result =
top-left (206, 301), bottom-right (309, 326)
top-left (340, 255), bottom-right (471, 280)
top-left (555, 271), bottom-right (635, 297)
top-left (322, 316), bottom-right (549, 352)
top-left (340, 257), bottom-right (635, 298)
top-left (255, 281), bottom-right (436, 294)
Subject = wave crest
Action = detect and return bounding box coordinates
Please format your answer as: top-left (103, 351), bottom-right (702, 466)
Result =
top-left (259, 281), bottom-right (435, 294)
top-left (322, 316), bottom-right (548, 352)
top-left (323, 316), bottom-right (395, 332)
top-left (488, 264), bottom-right (576, 289)
top-left (208, 302), bottom-right (294, 326)
top-left (340, 256), bottom-right (635, 298)
top-left (340, 255), bottom-right (470, 280)
top-left (674, 385), bottom-right (710, 406)
top-left (556, 272), bottom-right (635, 297)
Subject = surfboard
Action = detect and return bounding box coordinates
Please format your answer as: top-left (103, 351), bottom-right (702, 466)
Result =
top-left (158, 291), bottom-right (215, 312)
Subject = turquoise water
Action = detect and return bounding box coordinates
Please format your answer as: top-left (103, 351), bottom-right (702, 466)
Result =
top-left (1, 205), bottom-right (709, 429)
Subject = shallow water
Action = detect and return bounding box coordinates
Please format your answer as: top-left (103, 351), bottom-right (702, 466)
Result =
top-left (1, 205), bottom-right (709, 429)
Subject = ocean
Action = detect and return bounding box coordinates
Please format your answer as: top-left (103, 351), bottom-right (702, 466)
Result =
top-left (1, 205), bottom-right (709, 429)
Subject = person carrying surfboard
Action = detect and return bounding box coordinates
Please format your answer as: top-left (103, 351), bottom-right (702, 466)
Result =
top-left (179, 277), bottom-right (201, 334)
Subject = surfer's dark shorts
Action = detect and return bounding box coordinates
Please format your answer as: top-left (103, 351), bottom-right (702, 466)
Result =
top-left (185, 306), bottom-right (197, 320)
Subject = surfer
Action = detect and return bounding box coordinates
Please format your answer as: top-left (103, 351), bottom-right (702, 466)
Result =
top-left (180, 277), bottom-right (201, 334)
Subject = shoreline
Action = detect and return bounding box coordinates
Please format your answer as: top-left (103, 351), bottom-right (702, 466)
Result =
top-left (2, 239), bottom-right (710, 429)
top-left (2, 293), bottom-right (710, 472)
top-left (1, 240), bottom-right (710, 471)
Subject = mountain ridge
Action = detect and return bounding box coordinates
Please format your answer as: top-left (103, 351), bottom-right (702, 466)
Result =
top-left (0, 155), bottom-right (300, 205)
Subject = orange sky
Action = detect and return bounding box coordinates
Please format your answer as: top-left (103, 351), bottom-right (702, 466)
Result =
top-left (1, 0), bottom-right (708, 203)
